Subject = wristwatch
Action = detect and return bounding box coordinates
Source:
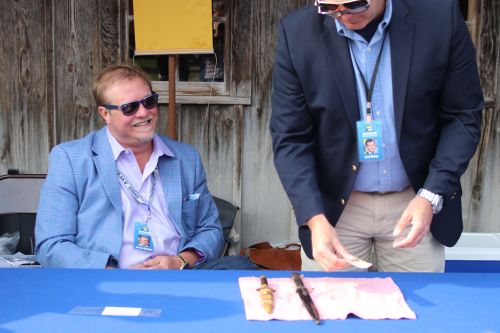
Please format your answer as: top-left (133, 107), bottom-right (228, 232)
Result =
top-left (177, 254), bottom-right (190, 270)
top-left (417, 188), bottom-right (443, 214)
top-left (106, 256), bottom-right (119, 268)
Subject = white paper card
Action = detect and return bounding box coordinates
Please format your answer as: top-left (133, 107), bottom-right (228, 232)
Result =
top-left (101, 306), bottom-right (142, 316)
top-left (345, 255), bottom-right (373, 269)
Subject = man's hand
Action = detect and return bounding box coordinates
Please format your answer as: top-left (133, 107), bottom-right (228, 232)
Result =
top-left (131, 250), bottom-right (200, 270)
top-left (393, 196), bottom-right (433, 248)
top-left (307, 214), bottom-right (352, 271)
top-left (131, 255), bottom-right (180, 269)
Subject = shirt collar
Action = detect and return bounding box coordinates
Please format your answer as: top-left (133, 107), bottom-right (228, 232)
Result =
top-left (335, 0), bottom-right (392, 40)
top-left (106, 126), bottom-right (174, 161)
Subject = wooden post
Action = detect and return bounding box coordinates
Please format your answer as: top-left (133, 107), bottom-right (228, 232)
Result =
top-left (167, 55), bottom-right (177, 140)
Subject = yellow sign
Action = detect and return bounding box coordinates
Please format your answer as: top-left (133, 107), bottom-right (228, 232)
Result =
top-left (133, 0), bottom-right (213, 55)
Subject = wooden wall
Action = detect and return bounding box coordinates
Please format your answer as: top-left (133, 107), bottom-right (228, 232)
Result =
top-left (0, 0), bottom-right (125, 175)
top-left (0, 0), bottom-right (498, 254)
top-left (461, 0), bottom-right (500, 232)
top-left (0, 1), bottom-right (51, 174)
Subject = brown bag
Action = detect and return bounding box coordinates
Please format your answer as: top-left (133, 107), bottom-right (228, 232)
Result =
top-left (240, 241), bottom-right (301, 270)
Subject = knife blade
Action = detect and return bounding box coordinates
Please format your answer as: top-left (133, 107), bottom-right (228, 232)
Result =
top-left (291, 272), bottom-right (320, 324)
top-left (257, 275), bottom-right (275, 314)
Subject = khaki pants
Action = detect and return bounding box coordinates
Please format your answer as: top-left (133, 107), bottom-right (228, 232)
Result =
top-left (301, 187), bottom-right (445, 272)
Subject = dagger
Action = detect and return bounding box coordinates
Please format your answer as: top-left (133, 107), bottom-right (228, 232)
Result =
top-left (291, 272), bottom-right (321, 324)
top-left (257, 275), bottom-right (275, 314)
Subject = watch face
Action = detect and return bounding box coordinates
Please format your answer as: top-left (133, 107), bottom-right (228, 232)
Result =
top-left (435, 197), bottom-right (443, 213)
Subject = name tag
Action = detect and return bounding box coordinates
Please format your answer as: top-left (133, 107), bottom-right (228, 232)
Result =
top-left (356, 120), bottom-right (384, 162)
top-left (134, 222), bottom-right (154, 251)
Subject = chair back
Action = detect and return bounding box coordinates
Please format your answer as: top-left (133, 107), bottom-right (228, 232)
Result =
top-left (0, 174), bottom-right (45, 254)
top-left (212, 196), bottom-right (239, 256)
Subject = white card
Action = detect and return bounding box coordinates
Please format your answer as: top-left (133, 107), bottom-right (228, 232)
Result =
top-left (101, 306), bottom-right (142, 317)
top-left (347, 256), bottom-right (373, 269)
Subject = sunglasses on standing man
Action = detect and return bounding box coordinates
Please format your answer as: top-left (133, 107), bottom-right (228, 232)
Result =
top-left (315, 0), bottom-right (371, 17)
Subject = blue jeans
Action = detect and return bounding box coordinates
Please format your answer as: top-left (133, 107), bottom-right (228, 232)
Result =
top-left (194, 255), bottom-right (258, 270)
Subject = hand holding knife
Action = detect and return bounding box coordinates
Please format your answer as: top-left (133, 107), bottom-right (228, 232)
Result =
top-left (291, 272), bottom-right (321, 324)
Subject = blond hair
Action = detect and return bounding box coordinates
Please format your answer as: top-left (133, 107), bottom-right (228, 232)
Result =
top-left (92, 63), bottom-right (152, 106)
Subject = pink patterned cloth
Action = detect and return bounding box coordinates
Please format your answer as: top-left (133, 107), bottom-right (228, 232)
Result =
top-left (238, 276), bottom-right (416, 321)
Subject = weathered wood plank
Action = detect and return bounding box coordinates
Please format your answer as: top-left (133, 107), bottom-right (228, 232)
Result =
top-left (476, 0), bottom-right (498, 101)
top-left (462, 106), bottom-right (500, 232)
top-left (153, 81), bottom-right (251, 104)
top-left (228, 0), bottom-right (252, 98)
top-left (52, 0), bottom-right (123, 146)
top-left (240, 0), bottom-right (309, 247)
top-left (461, 0), bottom-right (499, 232)
top-left (0, 0), bottom-right (51, 174)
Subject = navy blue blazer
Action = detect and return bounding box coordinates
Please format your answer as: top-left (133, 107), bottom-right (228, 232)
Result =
top-left (270, 0), bottom-right (483, 257)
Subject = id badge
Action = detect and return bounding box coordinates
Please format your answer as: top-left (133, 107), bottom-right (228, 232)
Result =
top-left (134, 222), bottom-right (154, 251)
top-left (356, 120), bottom-right (384, 162)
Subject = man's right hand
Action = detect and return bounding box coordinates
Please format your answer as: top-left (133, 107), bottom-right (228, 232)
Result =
top-left (306, 214), bottom-right (353, 271)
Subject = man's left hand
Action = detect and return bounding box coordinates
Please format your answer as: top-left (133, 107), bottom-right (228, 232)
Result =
top-left (392, 196), bottom-right (433, 248)
top-left (131, 255), bottom-right (181, 270)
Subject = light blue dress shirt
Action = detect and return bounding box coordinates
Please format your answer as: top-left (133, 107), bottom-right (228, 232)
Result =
top-left (335, 0), bottom-right (410, 193)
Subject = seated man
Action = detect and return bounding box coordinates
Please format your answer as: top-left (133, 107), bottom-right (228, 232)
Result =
top-left (35, 63), bottom-right (255, 270)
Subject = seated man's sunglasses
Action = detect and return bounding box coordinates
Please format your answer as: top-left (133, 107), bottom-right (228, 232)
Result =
top-left (316, 0), bottom-right (371, 17)
top-left (103, 92), bottom-right (159, 116)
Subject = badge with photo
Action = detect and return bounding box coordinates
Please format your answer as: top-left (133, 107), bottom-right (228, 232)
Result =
top-left (356, 120), bottom-right (384, 162)
top-left (134, 222), bottom-right (154, 251)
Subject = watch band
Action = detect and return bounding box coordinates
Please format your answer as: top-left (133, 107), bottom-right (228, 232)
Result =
top-left (417, 188), bottom-right (443, 214)
top-left (106, 256), bottom-right (119, 268)
top-left (177, 254), bottom-right (190, 270)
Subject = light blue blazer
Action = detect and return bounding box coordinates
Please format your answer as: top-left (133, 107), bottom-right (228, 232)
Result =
top-left (35, 127), bottom-right (224, 268)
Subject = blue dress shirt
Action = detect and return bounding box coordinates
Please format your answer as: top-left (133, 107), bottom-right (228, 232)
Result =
top-left (335, 0), bottom-right (410, 193)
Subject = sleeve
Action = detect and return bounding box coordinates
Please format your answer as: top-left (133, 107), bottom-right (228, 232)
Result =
top-left (269, 20), bottom-right (325, 225)
top-left (35, 145), bottom-right (111, 268)
top-left (424, 0), bottom-right (484, 196)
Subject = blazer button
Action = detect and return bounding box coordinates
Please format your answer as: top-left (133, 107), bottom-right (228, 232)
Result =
top-left (352, 164), bottom-right (357, 172)
top-left (341, 198), bottom-right (346, 206)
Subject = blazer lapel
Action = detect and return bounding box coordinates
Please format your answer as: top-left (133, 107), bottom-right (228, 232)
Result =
top-left (92, 128), bottom-right (122, 213)
top-left (389, 1), bottom-right (414, 141)
top-left (320, 16), bottom-right (360, 134)
top-left (158, 154), bottom-right (183, 235)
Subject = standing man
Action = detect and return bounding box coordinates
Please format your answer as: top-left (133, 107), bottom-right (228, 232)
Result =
top-left (270, 0), bottom-right (483, 271)
top-left (36, 63), bottom-right (255, 270)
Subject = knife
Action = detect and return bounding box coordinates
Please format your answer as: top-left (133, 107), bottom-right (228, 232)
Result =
top-left (257, 275), bottom-right (275, 314)
top-left (291, 272), bottom-right (320, 324)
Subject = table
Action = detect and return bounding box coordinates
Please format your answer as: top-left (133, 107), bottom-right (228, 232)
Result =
top-left (1, 269), bottom-right (499, 333)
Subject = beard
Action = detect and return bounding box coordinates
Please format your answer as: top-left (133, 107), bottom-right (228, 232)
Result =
top-left (137, 131), bottom-right (156, 143)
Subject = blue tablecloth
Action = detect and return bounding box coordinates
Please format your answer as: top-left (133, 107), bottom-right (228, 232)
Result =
top-left (1, 268), bottom-right (499, 333)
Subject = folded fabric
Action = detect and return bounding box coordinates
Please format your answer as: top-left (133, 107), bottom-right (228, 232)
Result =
top-left (239, 276), bottom-right (416, 321)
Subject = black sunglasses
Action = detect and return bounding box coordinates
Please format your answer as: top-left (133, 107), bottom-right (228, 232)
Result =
top-left (103, 92), bottom-right (159, 116)
top-left (316, 0), bottom-right (370, 17)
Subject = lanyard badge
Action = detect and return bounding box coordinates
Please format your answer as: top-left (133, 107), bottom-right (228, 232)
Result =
top-left (118, 167), bottom-right (159, 252)
top-left (134, 222), bottom-right (154, 251)
top-left (357, 119), bottom-right (383, 161)
top-left (351, 34), bottom-right (387, 163)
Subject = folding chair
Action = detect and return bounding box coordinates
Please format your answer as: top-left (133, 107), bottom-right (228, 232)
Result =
top-left (0, 173), bottom-right (45, 255)
top-left (212, 196), bottom-right (239, 257)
